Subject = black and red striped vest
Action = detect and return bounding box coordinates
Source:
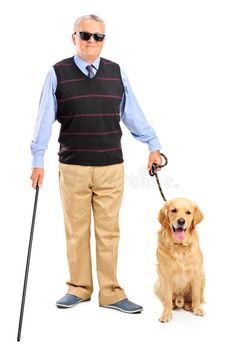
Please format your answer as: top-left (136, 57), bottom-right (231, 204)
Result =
top-left (54, 56), bottom-right (124, 166)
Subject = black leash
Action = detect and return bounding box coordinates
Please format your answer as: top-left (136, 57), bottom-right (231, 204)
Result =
top-left (149, 153), bottom-right (168, 202)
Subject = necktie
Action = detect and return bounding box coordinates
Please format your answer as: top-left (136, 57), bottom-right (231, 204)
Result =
top-left (86, 65), bottom-right (95, 79)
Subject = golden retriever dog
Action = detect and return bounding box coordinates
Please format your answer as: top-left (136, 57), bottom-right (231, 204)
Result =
top-left (154, 198), bottom-right (205, 322)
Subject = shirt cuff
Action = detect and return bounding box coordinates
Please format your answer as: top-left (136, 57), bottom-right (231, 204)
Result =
top-left (148, 137), bottom-right (162, 152)
top-left (32, 154), bottom-right (44, 168)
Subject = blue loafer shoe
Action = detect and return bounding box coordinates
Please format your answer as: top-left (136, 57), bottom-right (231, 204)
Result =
top-left (100, 298), bottom-right (143, 314)
top-left (56, 294), bottom-right (90, 308)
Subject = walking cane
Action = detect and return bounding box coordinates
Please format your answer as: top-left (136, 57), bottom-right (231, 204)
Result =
top-left (17, 183), bottom-right (39, 342)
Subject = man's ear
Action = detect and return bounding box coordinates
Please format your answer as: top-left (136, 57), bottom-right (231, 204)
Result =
top-left (193, 205), bottom-right (204, 228)
top-left (72, 33), bottom-right (76, 45)
top-left (158, 201), bottom-right (170, 228)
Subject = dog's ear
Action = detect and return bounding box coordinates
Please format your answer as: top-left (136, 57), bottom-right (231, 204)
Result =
top-left (193, 205), bottom-right (204, 227)
top-left (158, 201), bottom-right (170, 228)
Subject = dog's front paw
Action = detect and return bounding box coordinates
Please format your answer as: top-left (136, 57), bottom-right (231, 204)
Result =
top-left (193, 306), bottom-right (205, 316)
top-left (184, 303), bottom-right (192, 312)
top-left (159, 310), bottom-right (172, 323)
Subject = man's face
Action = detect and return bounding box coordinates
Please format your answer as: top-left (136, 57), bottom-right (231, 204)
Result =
top-left (72, 20), bottom-right (105, 63)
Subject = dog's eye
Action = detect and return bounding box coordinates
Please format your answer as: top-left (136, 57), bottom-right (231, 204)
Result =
top-left (171, 208), bottom-right (177, 213)
top-left (186, 210), bottom-right (191, 215)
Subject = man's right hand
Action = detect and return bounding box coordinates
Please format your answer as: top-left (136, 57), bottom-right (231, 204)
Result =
top-left (31, 168), bottom-right (44, 189)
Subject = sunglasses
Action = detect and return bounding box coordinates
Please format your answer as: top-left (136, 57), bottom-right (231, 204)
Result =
top-left (74, 31), bottom-right (105, 42)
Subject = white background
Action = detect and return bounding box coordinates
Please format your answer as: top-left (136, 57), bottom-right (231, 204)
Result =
top-left (0, 0), bottom-right (235, 352)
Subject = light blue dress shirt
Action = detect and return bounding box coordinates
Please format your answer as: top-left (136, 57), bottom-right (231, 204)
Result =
top-left (31, 55), bottom-right (161, 167)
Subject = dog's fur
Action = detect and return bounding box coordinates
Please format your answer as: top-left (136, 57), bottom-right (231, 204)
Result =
top-left (154, 198), bottom-right (205, 322)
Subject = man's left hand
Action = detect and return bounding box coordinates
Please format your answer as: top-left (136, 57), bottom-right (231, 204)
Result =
top-left (148, 150), bottom-right (162, 171)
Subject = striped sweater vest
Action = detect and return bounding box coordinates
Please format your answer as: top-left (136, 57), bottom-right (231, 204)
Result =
top-left (54, 56), bottom-right (124, 166)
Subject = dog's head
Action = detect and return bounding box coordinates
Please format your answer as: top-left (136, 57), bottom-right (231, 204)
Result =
top-left (158, 198), bottom-right (203, 243)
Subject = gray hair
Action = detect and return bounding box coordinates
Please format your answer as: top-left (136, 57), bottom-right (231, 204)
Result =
top-left (73, 14), bottom-right (105, 33)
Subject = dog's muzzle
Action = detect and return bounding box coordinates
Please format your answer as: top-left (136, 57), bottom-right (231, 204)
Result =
top-left (172, 221), bottom-right (187, 241)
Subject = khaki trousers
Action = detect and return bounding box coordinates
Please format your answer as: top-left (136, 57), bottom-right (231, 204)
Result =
top-left (59, 162), bottom-right (127, 305)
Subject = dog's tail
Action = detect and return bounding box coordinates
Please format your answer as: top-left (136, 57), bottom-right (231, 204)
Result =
top-left (175, 295), bottom-right (184, 308)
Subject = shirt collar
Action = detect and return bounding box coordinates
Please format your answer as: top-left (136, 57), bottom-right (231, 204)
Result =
top-left (74, 55), bottom-right (100, 71)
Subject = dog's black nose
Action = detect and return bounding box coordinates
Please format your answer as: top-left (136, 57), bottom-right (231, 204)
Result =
top-left (177, 218), bottom-right (185, 226)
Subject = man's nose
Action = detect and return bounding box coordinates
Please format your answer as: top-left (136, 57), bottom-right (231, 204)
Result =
top-left (88, 35), bottom-right (95, 43)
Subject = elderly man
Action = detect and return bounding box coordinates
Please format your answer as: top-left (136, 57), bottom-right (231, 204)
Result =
top-left (31, 14), bottom-right (162, 313)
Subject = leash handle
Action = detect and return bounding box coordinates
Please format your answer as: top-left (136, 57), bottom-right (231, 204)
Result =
top-left (149, 153), bottom-right (168, 176)
top-left (149, 153), bottom-right (168, 202)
